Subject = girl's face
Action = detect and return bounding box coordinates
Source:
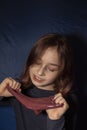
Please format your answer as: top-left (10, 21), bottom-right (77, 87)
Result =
top-left (29, 47), bottom-right (61, 90)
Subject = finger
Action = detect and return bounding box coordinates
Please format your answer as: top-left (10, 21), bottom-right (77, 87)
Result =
top-left (15, 82), bottom-right (21, 89)
top-left (1, 77), bottom-right (13, 87)
top-left (7, 77), bottom-right (15, 87)
top-left (11, 82), bottom-right (21, 89)
top-left (7, 77), bottom-right (21, 89)
top-left (57, 98), bottom-right (69, 110)
top-left (54, 93), bottom-right (63, 100)
top-left (56, 98), bottom-right (65, 104)
top-left (54, 96), bottom-right (64, 104)
top-left (8, 77), bottom-right (16, 88)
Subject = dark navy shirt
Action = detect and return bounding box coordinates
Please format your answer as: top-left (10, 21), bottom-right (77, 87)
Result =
top-left (0, 86), bottom-right (77, 130)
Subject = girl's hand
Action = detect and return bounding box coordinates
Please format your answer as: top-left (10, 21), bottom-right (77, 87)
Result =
top-left (46, 93), bottom-right (69, 120)
top-left (0, 77), bottom-right (21, 97)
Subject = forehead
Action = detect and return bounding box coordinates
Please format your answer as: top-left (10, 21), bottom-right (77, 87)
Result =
top-left (40, 47), bottom-right (59, 64)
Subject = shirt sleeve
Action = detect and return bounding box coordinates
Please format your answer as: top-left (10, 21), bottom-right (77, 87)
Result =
top-left (47, 116), bottom-right (65, 130)
top-left (0, 96), bottom-right (3, 100)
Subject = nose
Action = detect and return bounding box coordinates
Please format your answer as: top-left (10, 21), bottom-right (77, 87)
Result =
top-left (37, 66), bottom-right (45, 76)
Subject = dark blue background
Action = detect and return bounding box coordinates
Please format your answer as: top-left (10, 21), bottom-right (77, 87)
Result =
top-left (0, 0), bottom-right (87, 130)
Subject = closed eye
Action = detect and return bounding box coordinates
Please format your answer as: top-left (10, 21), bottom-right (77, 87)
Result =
top-left (47, 67), bottom-right (58, 72)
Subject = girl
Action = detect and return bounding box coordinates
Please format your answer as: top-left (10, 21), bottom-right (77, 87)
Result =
top-left (0, 33), bottom-right (76, 130)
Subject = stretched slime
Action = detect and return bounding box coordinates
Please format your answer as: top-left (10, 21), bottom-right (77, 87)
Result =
top-left (7, 86), bottom-right (63, 115)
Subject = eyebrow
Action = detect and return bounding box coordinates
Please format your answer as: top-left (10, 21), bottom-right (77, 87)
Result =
top-left (37, 58), bottom-right (60, 67)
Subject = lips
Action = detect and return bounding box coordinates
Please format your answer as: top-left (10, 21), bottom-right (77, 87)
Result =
top-left (33, 74), bottom-right (44, 83)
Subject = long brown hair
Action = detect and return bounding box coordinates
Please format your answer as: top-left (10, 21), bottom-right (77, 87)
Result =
top-left (20, 33), bottom-right (73, 96)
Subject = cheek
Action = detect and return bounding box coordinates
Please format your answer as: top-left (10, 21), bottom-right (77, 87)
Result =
top-left (47, 72), bottom-right (58, 81)
top-left (29, 66), bottom-right (34, 73)
top-left (29, 66), bottom-right (37, 79)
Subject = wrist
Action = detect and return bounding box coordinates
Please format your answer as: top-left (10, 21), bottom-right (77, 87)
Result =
top-left (48, 114), bottom-right (62, 120)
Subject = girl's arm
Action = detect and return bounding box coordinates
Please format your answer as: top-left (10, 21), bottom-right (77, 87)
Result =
top-left (46, 93), bottom-right (69, 130)
top-left (47, 116), bottom-right (65, 130)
